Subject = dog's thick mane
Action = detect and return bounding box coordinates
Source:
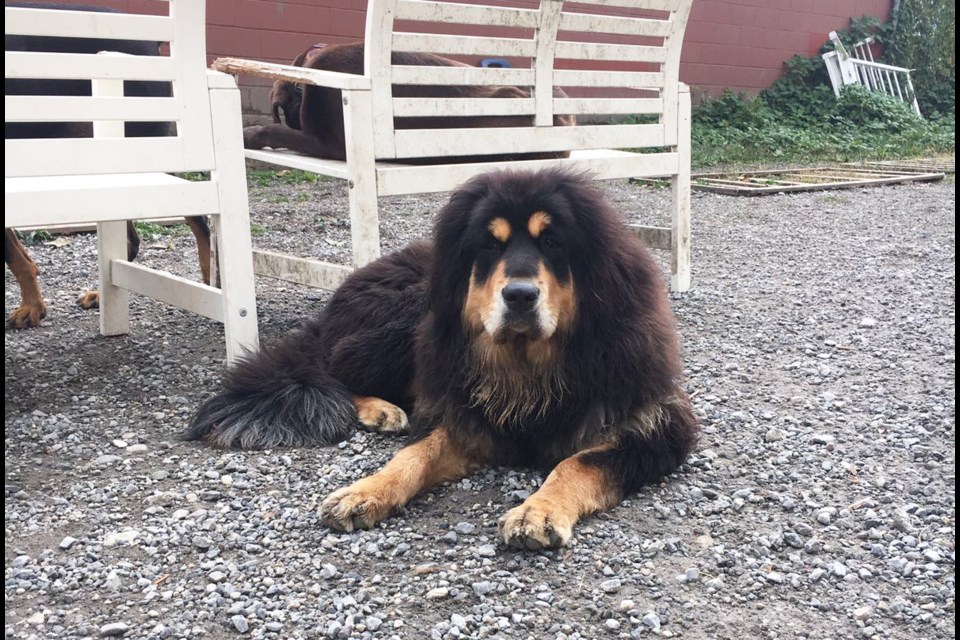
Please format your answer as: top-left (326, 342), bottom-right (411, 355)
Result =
top-left (465, 333), bottom-right (569, 428)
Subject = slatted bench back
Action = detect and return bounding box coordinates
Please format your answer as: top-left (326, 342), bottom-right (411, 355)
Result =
top-left (4, 0), bottom-right (215, 178)
top-left (364, 0), bottom-right (690, 160)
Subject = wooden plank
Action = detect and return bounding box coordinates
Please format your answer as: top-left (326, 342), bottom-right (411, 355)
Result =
top-left (5, 95), bottom-right (179, 123)
top-left (390, 65), bottom-right (535, 86)
top-left (244, 148), bottom-right (351, 180)
top-left (554, 70), bottom-right (664, 88)
top-left (534, 0), bottom-right (563, 127)
top-left (670, 84), bottom-right (691, 292)
top-left (5, 51), bottom-right (176, 81)
top-left (211, 58), bottom-right (371, 91)
top-left (393, 97), bottom-right (535, 117)
top-left (390, 123), bottom-right (665, 158)
top-left (560, 12), bottom-right (672, 38)
top-left (570, 0), bottom-right (681, 10)
top-left (253, 250), bottom-right (354, 290)
top-left (16, 217), bottom-right (185, 235)
top-left (394, 0), bottom-right (539, 28)
top-left (629, 224), bottom-right (671, 250)
top-left (376, 150), bottom-right (679, 195)
top-left (392, 32), bottom-right (536, 57)
top-left (693, 172), bottom-right (944, 195)
top-left (111, 259), bottom-right (224, 322)
top-left (5, 6), bottom-right (174, 41)
top-left (6, 176), bottom-right (219, 227)
top-left (555, 41), bottom-right (668, 63)
top-left (98, 221), bottom-right (130, 336)
top-left (6, 138), bottom-right (215, 177)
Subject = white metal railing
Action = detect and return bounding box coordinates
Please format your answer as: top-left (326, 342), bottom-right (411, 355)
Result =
top-left (822, 31), bottom-right (921, 117)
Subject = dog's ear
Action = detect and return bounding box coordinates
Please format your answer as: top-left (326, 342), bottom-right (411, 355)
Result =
top-left (291, 49), bottom-right (310, 68)
top-left (269, 79), bottom-right (290, 124)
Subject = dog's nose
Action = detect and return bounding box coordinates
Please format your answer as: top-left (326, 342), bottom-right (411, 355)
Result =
top-left (502, 282), bottom-right (540, 312)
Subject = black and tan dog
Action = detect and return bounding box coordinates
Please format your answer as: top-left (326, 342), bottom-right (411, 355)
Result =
top-left (4, 3), bottom-right (212, 328)
top-left (186, 168), bottom-right (699, 550)
top-left (244, 42), bottom-right (575, 162)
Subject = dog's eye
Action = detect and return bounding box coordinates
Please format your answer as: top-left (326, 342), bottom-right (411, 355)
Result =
top-left (541, 235), bottom-right (561, 250)
top-left (483, 238), bottom-right (502, 252)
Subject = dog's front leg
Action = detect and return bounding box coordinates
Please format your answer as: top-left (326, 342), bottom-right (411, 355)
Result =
top-left (320, 427), bottom-right (478, 532)
top-left (5, 229), bottom-right (47, 328)
top-left (498, 443), bottom-right (622, 550)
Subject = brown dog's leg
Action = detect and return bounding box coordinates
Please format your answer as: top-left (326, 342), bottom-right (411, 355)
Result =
top-left (184, 216), bottom-right (213, 285)
top-left (5, 229), bottom-right (47, 328)
top-left (78, 220), bottom-right (143, 310)
top-left (243, 123), bottom-right (342, 158)
top-left (353, 396), bottom-right (409, 434)
top-left (499, 444), bottom-right (621, 550)
top-left (320, 427), bottom-right (478, 531)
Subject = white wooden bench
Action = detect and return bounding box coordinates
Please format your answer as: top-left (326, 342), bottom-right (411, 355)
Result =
top-left (216, 0), bottom-right (693, 292)
top-left (4, 0), bottom-right (259, 362)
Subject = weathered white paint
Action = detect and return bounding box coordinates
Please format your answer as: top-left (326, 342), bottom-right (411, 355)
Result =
top-left (5, 1), bottom-right (261, 361)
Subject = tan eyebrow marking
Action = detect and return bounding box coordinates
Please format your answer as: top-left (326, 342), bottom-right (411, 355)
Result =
top-left (528, 211), bottom-right (552, 238)
top-left (489, 217), bottom-right (511, 243)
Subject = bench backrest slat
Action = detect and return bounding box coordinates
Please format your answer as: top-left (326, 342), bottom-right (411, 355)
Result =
top-left (364, 0), bottom-right (690, 160)
top-left (4, 1), bottom-right (216, 178)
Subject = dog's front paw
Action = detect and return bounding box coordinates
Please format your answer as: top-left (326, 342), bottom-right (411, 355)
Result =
top-left (7, 301), bottom-right (47, 329)
top-left (242, 125), bottom-right (267, 149)
top-left (320, 483), bottom-right (393, 532)
top-left (77, 290), bottom-right (100, 310)
top-left (499, 502), bottom-right (574, 550)
top-left (354, 397), bottom-right (409, 434)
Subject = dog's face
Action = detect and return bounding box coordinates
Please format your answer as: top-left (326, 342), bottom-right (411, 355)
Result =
top-left (270, 81), bottom-right (303, 129)
top-left (462, 208), bottom-right (577, 344)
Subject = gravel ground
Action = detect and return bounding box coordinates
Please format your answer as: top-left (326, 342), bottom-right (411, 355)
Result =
top-left (5, 170), bottom-right (955, 640)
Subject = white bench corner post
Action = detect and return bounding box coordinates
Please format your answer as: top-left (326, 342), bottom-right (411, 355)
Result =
top-left (343, 89), bottom-right (381, 268)
top-left (670, 82), bottom-right (692, 293)
top-left (208, 71), bottom-right (260, 362)
top-left (93, 76), bottom-right (131, 336)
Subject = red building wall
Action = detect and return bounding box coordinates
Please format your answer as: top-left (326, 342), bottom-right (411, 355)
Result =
top-left (17, 0), bottom-right (892, 113)
top-left (203, 0), bottom-right (890, 114)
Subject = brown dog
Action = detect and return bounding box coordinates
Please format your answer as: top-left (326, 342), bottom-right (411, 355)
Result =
top-left (245, 42), bottom-right (574, 161)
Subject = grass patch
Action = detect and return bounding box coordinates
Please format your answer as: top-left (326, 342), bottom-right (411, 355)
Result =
top-left (250, 224), bottom-right (267, 237)
top-left (691, 86), bottom-right (954, 169)
top-left (16, 229), bottom-right (54, 245)
top-left (134, 221), bottom-right (190, 237)
top-left (249, 169), bottom-right (322, 187)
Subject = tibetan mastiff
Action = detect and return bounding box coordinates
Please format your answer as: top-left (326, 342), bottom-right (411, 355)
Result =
top-left (186, 168), bottom-right (698, 549)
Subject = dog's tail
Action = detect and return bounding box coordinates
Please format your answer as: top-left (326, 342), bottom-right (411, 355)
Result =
top-left (184, 326), bottom-right (356, 449)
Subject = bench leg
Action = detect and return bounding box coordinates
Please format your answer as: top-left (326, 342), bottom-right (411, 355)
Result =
top-left (343, 90), bottom-right (381, 267)
top-left (97, 221), bottom-right (130, 336)
top-left (209, 81), bottom-right (259, 363)
top-left (670, 88), bottom-right (692, 293)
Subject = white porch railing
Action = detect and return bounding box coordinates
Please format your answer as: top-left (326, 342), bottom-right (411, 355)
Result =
top-left (822, 31), bottom-right (921, 117)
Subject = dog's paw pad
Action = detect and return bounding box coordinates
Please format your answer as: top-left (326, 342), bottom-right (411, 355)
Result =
top-left (320, 486), bottom-right (391, 532)
top-left (355, 397), bottom-right (409, 434)
top-left (77, 290), bottom-right (100, 310)
top-left (7, 302), bottom-right (47, 329)
top-left (499, 504), bottom-right (573, 551)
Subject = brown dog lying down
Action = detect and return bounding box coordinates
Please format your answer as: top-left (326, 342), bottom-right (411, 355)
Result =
top-left (245, 42), bottom-right (575, 161)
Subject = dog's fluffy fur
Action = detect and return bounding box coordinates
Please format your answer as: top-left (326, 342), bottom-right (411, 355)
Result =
top-left (186, 168), bottom-right (698, 548)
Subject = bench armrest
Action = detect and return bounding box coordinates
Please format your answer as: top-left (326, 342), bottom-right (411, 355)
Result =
top-left (212, 57), bottom-right (371, 91)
